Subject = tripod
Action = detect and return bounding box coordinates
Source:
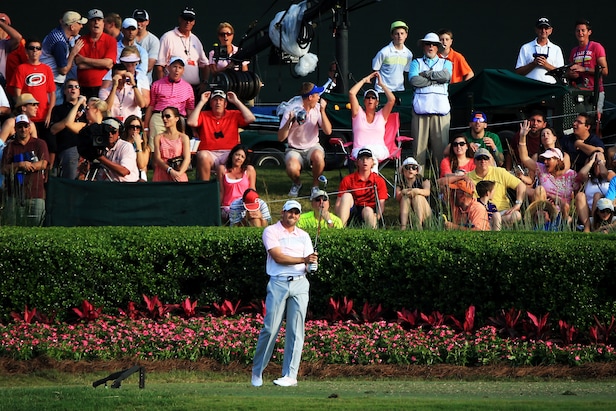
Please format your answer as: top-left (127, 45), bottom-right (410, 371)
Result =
top-left (84, 160), bottom-right (113, 181)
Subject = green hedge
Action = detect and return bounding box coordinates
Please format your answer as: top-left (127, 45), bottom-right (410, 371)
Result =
top-left (1, 227), bottom-right (615, 327)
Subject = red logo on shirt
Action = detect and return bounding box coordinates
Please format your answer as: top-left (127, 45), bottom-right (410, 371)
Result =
top-left (25, 73), bottom-right (46, 87)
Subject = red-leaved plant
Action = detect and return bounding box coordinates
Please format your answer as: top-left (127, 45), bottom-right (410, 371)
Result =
top-left (361, 302), bottom-right (384, 323)
top-left (212, 299), bottom-right (243, 317)
top-left (72, 300), bottom-right (102, 322)
top-left (180, 298), bottom-right (198, 318)
top-left (559, 319), bottom-right (578, 345)
top-left (327, 297), bottom-right (356, 321)
top-left (524, 311), bottom-right (551, 341)
top-left (589, 315), bottom-right (616, 344)
top-left (142, 295), bottom-right (177, 320)
top-left (118, 301), bottom-right (141, 320)
top-left (420, 310), bottom-right (446, 329)
top-left (487, 307), bottom-right (523, 338)
top-left (396, 308), bottom-right (418, 329)
top-left (11, 305), bottom-right (39, 324)
top-left (448, 305), bottom-right (476, 333)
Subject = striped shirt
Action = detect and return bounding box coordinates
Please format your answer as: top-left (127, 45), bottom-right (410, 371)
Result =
top-left (40, 26), bottom-right (70, 83)
top-left (149, 76), bottom-right (195, 115)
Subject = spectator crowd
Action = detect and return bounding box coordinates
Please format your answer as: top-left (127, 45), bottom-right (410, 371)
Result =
top-left (0, 9), bottom-right (613, 232)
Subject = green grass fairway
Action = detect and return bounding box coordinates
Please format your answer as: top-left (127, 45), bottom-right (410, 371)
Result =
top-left (1, 372), bottom-right (615, 410)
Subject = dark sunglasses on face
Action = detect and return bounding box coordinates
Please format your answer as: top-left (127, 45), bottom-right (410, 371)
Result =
top-left (129, 124), bottom-right (142, 130)
top-left (452, 141), bottom-right (467, 147)
top-left (162, 113), bottom-right (173, 119)
top-left (312, 196), bottom-right (328, 202)
top-left (598, 208), bottom-right (613, 214)
top-left (67, 84), bottom-right (80, 89)
top-left (219, 32), bottom-right (233, 37)
top-left (27, 46), bottom-right (42, 51)
top-left (476, 156), bottom-right (491, 161)
top-left (424, 42), bottom-right (440, 47)
top-left (404, 165), bottom-right (419, 171)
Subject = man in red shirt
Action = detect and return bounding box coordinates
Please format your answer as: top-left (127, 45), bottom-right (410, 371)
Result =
top-left (335, 148), bottom-right (388, 228)
top-left (187, 89), bottom-right (255, 181)
top-left (75, 9), bottom-right (116, 98)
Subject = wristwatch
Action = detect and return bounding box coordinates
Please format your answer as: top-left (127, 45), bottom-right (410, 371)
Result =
top-left (515, 200), bottom-right (523, 205)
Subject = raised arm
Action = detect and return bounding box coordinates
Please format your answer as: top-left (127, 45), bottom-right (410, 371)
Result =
top-left (517, 120), bottom-right (537, 172)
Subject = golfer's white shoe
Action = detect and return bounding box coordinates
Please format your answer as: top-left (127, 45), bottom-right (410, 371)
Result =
top-left (251, 373), bottom-right (263, 387)
top-left (273, 376), bottom-right (297, 387)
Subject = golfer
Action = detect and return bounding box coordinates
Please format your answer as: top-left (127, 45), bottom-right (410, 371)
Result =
top-left (251, 200), bottom-right (318, 387)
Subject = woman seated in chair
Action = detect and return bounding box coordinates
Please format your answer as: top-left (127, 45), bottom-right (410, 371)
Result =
top-left (396, 157), bottom-right (432, 230)
top-left (217, 144), bottom-right (256, 223)
top-left (349, 71), bottom-right (396, 171)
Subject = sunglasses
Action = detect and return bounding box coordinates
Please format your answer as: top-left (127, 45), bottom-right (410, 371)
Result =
top-left (424, 42), bottom-right (440, 47)
top-left (476, 156), bottom-right (491, 162)
top-left (67, 84), bottom-right (80, 89)
top-left (129, 124), bottom-right (142, 130)
top-left (598, 208), bottom-right (613, 214)
top-left (219, 32), bottom-right (233, 37)
top-left (27, 102), bottom-right (40, 106)
top-left (404, 164), bottom-right (419, 171)
top-left (312, 196), bottom-right (328, 202)
top-left (162, 113), bottom-right (173, 119)
top-left (452, 141), bottom-right (467, 147)
top-left (27, 46), bottom-right (42, 51)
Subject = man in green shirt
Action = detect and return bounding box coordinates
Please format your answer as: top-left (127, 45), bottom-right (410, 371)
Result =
top-left (297, 189), bottom-right (343, 229)
top-left (463, 111), bottom-right (505, 166)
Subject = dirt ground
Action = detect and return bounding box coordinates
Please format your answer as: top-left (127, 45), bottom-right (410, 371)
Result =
top-left (2, 358), bottom-right (616, 380)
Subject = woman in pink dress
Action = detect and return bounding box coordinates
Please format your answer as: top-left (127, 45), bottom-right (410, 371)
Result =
top-left (152, 107), bottom-right (191, 182)
top-left (217, 144), bottom-right (256, 222)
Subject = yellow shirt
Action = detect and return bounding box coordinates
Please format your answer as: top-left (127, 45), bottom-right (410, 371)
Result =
top-left (468, 167), bottom-right (522, 211)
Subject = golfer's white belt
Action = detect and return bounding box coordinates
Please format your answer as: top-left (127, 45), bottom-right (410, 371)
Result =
top-left (273, 275), bottom-right (306, 282)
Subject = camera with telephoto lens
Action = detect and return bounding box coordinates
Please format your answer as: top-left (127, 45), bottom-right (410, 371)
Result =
top-left (77, 123), bottom-right (110, 161)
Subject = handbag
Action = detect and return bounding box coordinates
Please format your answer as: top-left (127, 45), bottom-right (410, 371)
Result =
top-left (167, 156), bottom-right (184, 171)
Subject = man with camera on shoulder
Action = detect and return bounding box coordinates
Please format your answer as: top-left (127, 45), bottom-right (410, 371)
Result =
top-left (95, 117), bottom-right (139, 182)
top-left (515, 17), bottom-right (564, 84)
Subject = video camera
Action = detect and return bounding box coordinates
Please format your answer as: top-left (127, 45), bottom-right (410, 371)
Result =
top-left (77, 118), bottom-right (123, 161)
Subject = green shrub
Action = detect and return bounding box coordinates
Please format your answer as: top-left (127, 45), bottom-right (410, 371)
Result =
top-left (1, 227), bottom-right (615, 327)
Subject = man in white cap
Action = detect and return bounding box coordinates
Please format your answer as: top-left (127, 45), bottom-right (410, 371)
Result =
top-left (1, 114), bottom-right (49, 226)
top-left (144, 56), bottom-right (195, 150)
top-left (95, 117), bottom-right (138, 182)
top-left (75, 9), bottom-right (117, 98)
top-left (371, 21), bottom-right (412, 92)
top-left (409, 32), bottom-right (452, 170)
top-left (515, 17), bottom-right (564, 84)
top-left (187, 89), bottom-right (255, 181)
top-left (132, 9), bottom-right (160, 82)
top-left (117, 18), bottom-right (149, 76)
top-left (40, 11), bottom-right (87, 105)
top-left (252, 199), bottom-right (317, 388)
top-left (155, 6), bottom-right (208, 87)
top-left (297, 189), bottom-right (343, 229)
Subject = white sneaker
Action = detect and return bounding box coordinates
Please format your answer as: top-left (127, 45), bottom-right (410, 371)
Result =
top-left (273, 376), bottom-right (297, 387)
top-left (288, 183), bottom-right (302, 198)
top-left (251, 373), bottom-right (263, 387)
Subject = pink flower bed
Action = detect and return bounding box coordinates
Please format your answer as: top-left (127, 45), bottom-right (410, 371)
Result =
top-left (1, 315), bottom-right (614, 366)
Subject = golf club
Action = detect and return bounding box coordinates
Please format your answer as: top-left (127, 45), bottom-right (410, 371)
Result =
top-left (308, 175), bottom-right (328, 273)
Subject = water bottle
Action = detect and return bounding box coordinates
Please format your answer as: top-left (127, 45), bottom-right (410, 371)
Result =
top-left (30, 151), bottom-right (38, 163)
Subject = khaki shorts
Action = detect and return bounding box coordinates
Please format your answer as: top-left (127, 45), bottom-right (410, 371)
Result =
top-left (285, 144), bottom-right (325, 169)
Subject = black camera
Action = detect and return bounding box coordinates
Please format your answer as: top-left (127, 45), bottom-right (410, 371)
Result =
top-left (533, 53), bottom-right (548, 58)
top-left (77, 123), bottom-right (109, 161)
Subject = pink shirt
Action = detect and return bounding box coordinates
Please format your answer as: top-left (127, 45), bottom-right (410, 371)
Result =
top-left (352, 109), bottom-right (386, 151)
top-left (150, 76), bottom-right (195, 115)
top-left (536, 162), bottom-right (579, 201)
top-left (439, 157), bottom-right (476, 178)
top-left (569, 41), bottom-right (606, 91)
top-left (221, 170), bottom-right (250, 207)
top-left (153, 136), bottom-right (188, 182)
top-left (279, 103), bottom-right (323, 150)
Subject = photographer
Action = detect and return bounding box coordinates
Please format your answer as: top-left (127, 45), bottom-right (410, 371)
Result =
top-left (515, 17), bottom-right (564, 84)
top-left (99, 59), bottom-right (148, 121)
top-left (204, 22), bottom-right (249, 81)
top-left (95, 117), bottom-right (139, 182)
